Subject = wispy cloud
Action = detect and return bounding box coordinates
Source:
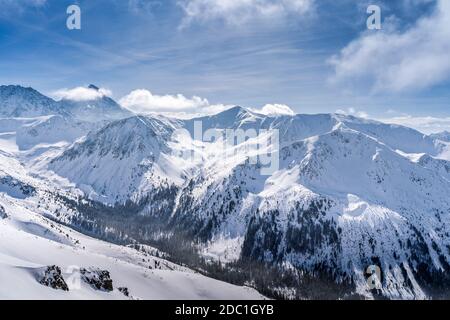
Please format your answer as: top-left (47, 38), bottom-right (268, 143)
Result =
top-left (179, 0), bottom-right (314, 26)
top-left (378, 114), bottom-right (450, 134)
top-left (329, 0), bottom-right (450, 93)
top-left (333, 107), bottom-right (450, 134)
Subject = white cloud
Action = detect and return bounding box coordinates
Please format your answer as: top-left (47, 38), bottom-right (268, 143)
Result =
top-left (52, 87), bottom-right (112, 102)
top-left (329, 0), bottom-right (450, 92)
top-left (119, 89), bottom-right (297, 118)
top-left (335, 108), bottom-right (450, 134)
top-left (179, 0), bottom-right (314, 26)
top-left (336, 107), bottom-right (369, 119)
top-left (251, 103), bottom-right (295, 116)
top-left (378, 115), bottom-right (450, 134)
top-left (119, 89), bottom-right (230, 118)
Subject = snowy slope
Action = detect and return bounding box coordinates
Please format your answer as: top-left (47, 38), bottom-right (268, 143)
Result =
top-left (0, 85), bottom-right (65, 118)
top-left (14, 115), bottom-right (99, 151)
top-left (0, 192), bottom-right (265, 300)
top-left (431, 131), bottom-right (450, 142)
top-left (49, 116), bottom-right (185, 204)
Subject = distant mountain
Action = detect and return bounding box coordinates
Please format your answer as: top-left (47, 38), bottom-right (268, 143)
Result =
top-left (44, 107), bottom-right (450, 298)
top-left (59, 85), bottom-right (133, 122)
top-left (0, 85), bottom-right (65, 118)
top-left (0, 84), bottom-right (132, 123)
top-left (0, 85), bottom-right (133, 152)
top-left (15, 115), bottom-right (100, 151)
top-left (184, 106), bottom-right (264, 131)
top-left (431, 131), bottom-right (450, 142)
top-left (187, 107), bottom-right (445, 155)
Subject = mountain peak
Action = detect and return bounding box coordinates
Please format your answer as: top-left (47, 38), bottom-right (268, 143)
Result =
top-left (430, 131), bottom-right (450, 142)
top-left (0, 85), bottom-right (42, 96)
top-left (58, 87), bottom-right (133, 122)
top-left (183, 106), bottom-right (261, 133)
top-left (218, 106), bottom-right (252, 118)
top-left (88, 84), bottom-right (100, 91)
top-left (208, 105), bottom-right (257, 122)
top-left (0, 85), bottom-right (62, 118)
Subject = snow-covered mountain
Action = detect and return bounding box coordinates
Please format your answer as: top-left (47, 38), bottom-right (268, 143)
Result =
top-left (15, 115), bottom-right (100, 151)
top-left (49, 116), bottom-right (184, 203)
top-left (0, 192), bottom-right (265, 299)
top-left (43, 107), bottom-right (450, 299)
top-left (1, 86), bottom-right (450, 299)
top-left (0, 83), bottom-right (125, 123)
top-left (431, 131), bottom-right (450, 142)
top-left (0, 85), bottom-right (134, 164)
top-left (0, 85), bottom-right (66, 118)
top-left (0, 140), bottom-right (264, 300)
top-left (59, 85), bottom-right (133, 122)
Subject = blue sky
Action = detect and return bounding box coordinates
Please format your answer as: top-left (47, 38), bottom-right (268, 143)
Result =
top-left (0, 0), bottom-right (449, 132)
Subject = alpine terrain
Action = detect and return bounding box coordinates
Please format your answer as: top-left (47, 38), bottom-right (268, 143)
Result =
top-left (1, 85), bottom-right (450, 299)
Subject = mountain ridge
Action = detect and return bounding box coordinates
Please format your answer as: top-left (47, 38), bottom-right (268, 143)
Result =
top-left (0, 85), bottom-right (133, 122)
top-left (1, 84), bottom-right (450, 299)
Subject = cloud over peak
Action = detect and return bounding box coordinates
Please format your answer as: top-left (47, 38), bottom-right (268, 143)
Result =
top-left (252, 103), bottom-right (295, 116)
top-left (119, 89), bottom-right (230, 118)
top-left (119, 89), bottom-right (296, 118)
top-left (52, 86), bottom-right (112, 102)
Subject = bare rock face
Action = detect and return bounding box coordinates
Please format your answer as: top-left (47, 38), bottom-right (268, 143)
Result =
top-left (38, 265), bottom-right (69, 291)
top-left (118, 287), bottom-right (130, 297)
top-left (80, 267), bottom-right (113, 292)
top-left (0, 204), bottom-right (7, 219)
top-left (0, 176), bottom-right (36, 198)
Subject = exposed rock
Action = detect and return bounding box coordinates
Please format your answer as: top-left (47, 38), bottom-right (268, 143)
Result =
top-left (0, 176), bottom-right (36, 198)
top-left (118, 287), bottom-right (130, 297)
top-left (80, 267), bottom-right (113, 292)
top-left (0, 204), bottom-right (7, 219)
top-left (38, 265), bottom-right (69, 291)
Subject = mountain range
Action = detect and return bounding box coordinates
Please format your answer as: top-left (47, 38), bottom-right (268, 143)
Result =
top-left (1, 85), bottom-right (449, 299)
